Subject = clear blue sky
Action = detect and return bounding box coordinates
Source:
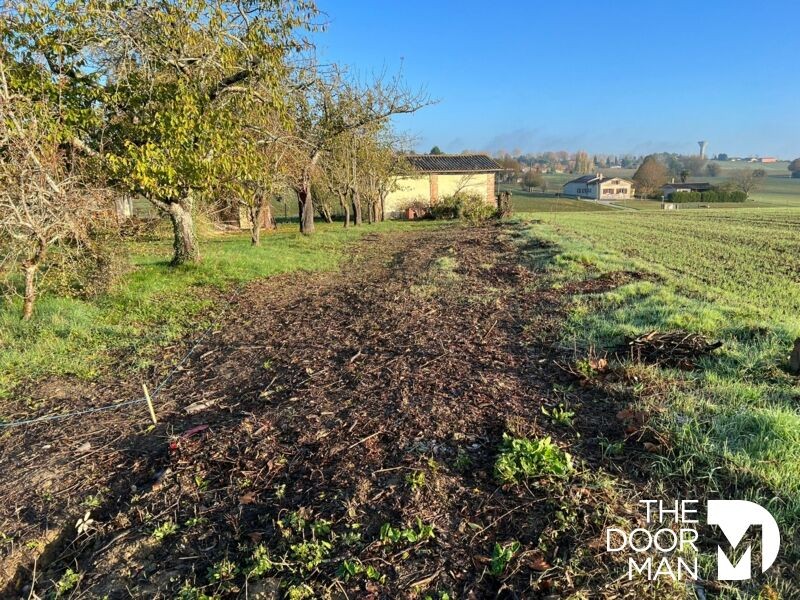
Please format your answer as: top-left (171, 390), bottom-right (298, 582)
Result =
top-left (315, 0), bottom-right (800, 158)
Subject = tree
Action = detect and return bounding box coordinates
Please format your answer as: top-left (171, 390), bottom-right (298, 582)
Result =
top-left (574, 151), bottom-right (592, 173)
top-left (729, 169), bottom-right (763, 197)
top-left (495, 155), bottom-right (522, 183)
top-left (0, 62), bottom-right (100, 319)
top-left (430, 146), bottom-right (444, 155)
top-left (790, 159), bottom-right (800, 179)
top-left (282, 68), bottom-right (429, 234)
top-left (522, 170), bottom-right (544, 192)
top-left (99, 0), bottom-right (318, 264)
top-left (682, 156), bottom-right (707, 177)
top-left (219, 99), bottom-right (290, 245)
top-left (706, 162), bottom-right (722, 177)
top-left (6, 0), bottom-right (320, 265)
top-left (717, 153), bottom-right (729, 161)
top-left (632, 155), bottom-right (668, 197)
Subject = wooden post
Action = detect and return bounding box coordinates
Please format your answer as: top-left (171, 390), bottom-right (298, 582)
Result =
top-left (143, 384), bottom-right (158, 424)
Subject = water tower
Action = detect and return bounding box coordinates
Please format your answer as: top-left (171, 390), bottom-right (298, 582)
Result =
top-left (698, 141), bottom-right (708, 159)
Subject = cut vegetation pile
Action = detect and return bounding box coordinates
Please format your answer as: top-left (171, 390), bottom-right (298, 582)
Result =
top-left (619, 330), bottom-right (723, 369)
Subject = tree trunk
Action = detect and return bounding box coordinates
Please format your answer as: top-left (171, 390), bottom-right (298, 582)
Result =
top-left (338, 192), bottom-right (350, 228)
top-left (297, 184), bottom-right (315, 235)
top-left (22, 262), bottom-right (38, 321)
top-left (264, 202), bottom-right (276, 231)
top-left (168, 199), bottom-right (200, 265)
top-left (317, 203), bottom-right (333, 223)
top-left (21, 240), bottom-right (47, 321)
top-left (353, 190), bottom-right (362, 226)
top-left (249, 203), bottom-right (263, 246)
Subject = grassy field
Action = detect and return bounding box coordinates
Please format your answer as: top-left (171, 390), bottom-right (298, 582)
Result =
top-left (518, 208), bottom-right (800, 589)
top-left (0, 220), bottom-right (434, 402)
top-left (498, 184), bottom-right (613, 212)
top-left (505, 160), bottom-right (800, 212)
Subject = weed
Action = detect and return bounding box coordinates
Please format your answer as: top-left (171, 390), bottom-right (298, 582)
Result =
top-left (542, 403), bottom-right (575, 426)
top-left (290, 540), bottom-right (332, 571)
top-left (311, 518), bottom-right (332, 539)
top-left (598, 436), bottom-right (625, 458)
top-left (152, 520), bottom-right (179, 541)
top-left (248, 544), bottom-right (273, 578)
top-left (55, 568), bottom-right (80, 597)
top-left (177, 583), bottom-right (216, 600)
top-left (453, 449), bottom-right (473, 471)
top-left (490, 541), bottom-right (521, 576)
top-left (494, 434), bottom-right (574, 483)
top-left (286, 584), bottom-right (315, 600)
top-left (405, 470), bottom-right (426, 491)
top-left (338, 559), bottom-right (384, 583)
top-left (379, 518), bottom-right (435, 545)
top-left (207, 559), bottom-right (239, 583)
top-left (82, 494), bottom-right (103, 509)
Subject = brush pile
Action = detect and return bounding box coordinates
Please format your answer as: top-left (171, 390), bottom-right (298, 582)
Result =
top-left (619, 330), bottom-right (722, 369)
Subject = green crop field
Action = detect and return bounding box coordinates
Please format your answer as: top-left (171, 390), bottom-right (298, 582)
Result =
top-left (519, 207), bottom-right (800, 581)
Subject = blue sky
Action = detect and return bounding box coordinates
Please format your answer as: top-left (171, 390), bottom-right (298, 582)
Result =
top-left (315, 1), bottom-right (800, 158)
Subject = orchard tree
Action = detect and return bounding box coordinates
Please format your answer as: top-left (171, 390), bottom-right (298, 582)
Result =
top-left (357, 129), bottom-right (408, 223)
top-left (219, 102), bottom-right (292, 245)
top-left (5, 0), bottom-right (319, 265)
top-left (283, 68), bottom-right (429, 234)
top-left (0, 62), bottom-right (100, 320)
top-left (98, 0), bottom-right (319, 264)
top-left (789, 158), bottom-right (800, 179)
top-left (633, 155), bottom-right (668, 197)
top-left (320, 132), bottom-right (358, 226)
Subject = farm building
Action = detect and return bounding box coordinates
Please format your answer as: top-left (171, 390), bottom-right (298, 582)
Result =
top-left (562, 174), bottom-right (634, 200)
top-left (661, 182), bottom-right (712, 198)
top-left (383, 154), bottom-right (502, 218)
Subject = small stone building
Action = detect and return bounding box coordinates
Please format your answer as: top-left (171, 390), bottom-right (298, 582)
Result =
top-left (384, 154), bottom-right (502, 218)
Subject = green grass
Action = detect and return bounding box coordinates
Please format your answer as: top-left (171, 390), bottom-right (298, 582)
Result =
top-left (516, 208), bottom-right (800, 583)
top-left (506, 160), bottom-right (800, 211)
top-left (499, 184), bottom-right (613, 213)
top-left (0, 220), bottom-right (432, 401)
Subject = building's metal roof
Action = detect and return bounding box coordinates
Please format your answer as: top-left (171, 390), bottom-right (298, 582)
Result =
top-left (405, 154), bottom-right (502, 173)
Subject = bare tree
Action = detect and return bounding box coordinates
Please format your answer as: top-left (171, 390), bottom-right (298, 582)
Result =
top-left (729, 169), bottom-right (763, 197)
top-left (0, 64), bottom-right (99, 319)
top-left (283, 68), bottom-right (431, 234)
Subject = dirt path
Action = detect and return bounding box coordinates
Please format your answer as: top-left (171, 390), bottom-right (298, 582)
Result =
top-left (1, 223), bottom-right (647, 599)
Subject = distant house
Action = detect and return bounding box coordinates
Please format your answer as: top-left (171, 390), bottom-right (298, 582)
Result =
top-left (384, 154), bottom-right (502, 218)
top-left (760, 157), bottom-right (778, 163)
top-left (562, 174), bottom-right (634, 200)
top-left (661, 182), bottom-right (712, 198)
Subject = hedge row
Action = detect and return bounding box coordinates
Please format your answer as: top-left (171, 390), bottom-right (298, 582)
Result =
top-left (669, 190), bottom-right (748, 203)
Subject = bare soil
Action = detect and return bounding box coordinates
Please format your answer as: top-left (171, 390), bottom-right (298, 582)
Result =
top-left (1, 223), bottom-right (664, 599)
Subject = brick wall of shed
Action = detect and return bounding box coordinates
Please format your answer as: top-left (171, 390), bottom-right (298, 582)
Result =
top-left (429, 174), bottom-right (439, 204)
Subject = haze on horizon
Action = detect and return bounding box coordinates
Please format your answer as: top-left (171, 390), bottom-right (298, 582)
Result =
top-left (317, 0), bottom-right (800, 158)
